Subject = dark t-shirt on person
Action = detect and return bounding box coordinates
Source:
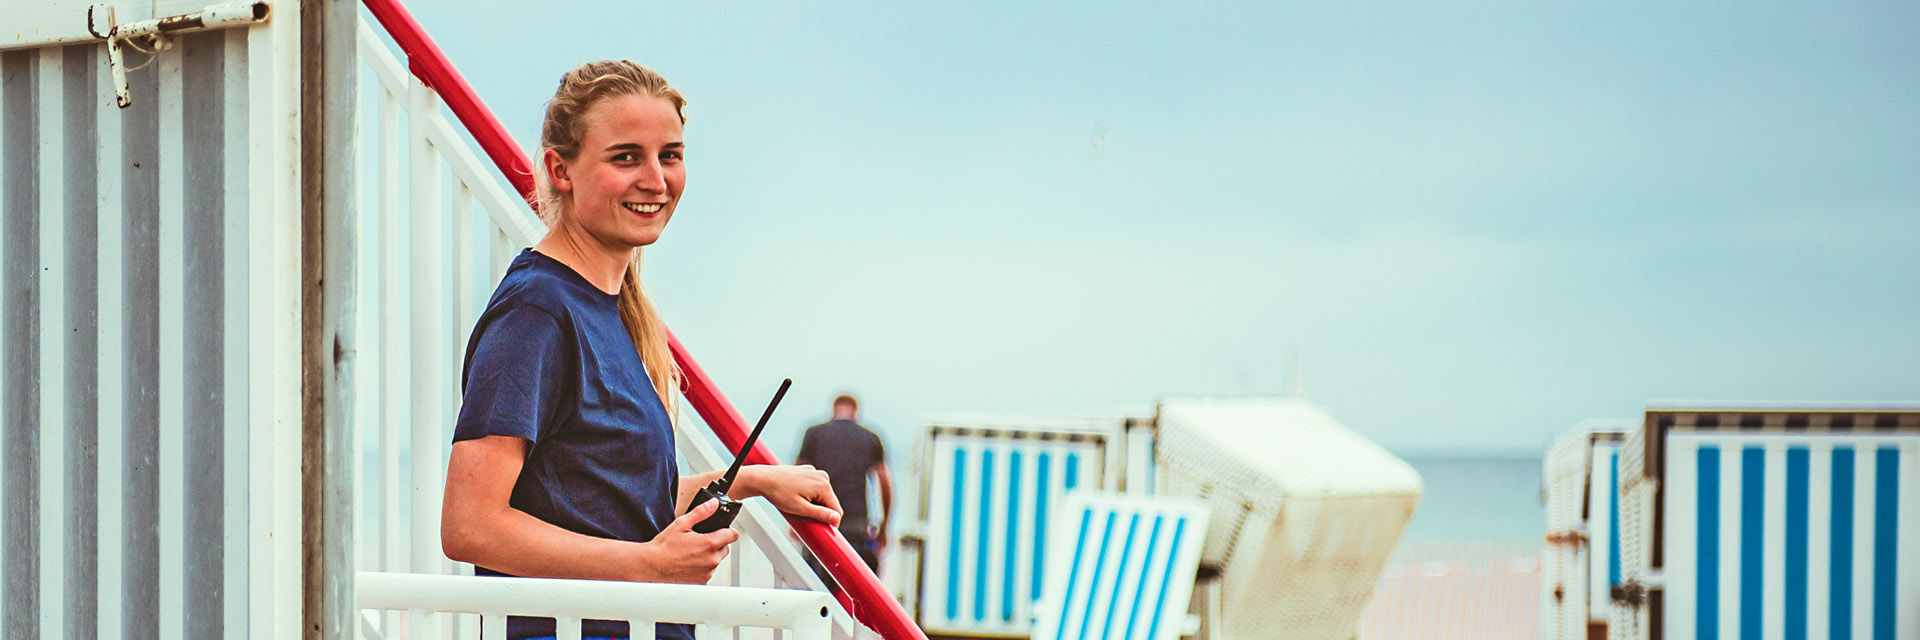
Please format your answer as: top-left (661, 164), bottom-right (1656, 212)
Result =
top-left (795, 419), bottom-right (886, 526)
top-left (452, 249), bottom-right (690, 640)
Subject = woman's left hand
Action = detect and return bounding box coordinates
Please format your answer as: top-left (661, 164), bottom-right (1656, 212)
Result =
top-left (739, 465), bottom-right (843, 526)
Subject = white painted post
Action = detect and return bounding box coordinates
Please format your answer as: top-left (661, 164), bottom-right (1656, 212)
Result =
top-left (451, 181), bottom-right (474, 374)
top-left (448, 181), bottom-right (475, 640)
top-left (730, 536), bottom-right (744, 588)
top-left (375, 51), bottom-right (404, 640)
top-left (556, 617), bottom-right (583, 640)
top-left (481, 612), bottom-right (507, 640)
top-left (406, 73), bottom-right (446, 640)
top-left (376, 86), bottom-right (402, 577)
top-left (351, 57), bottom-right (376, 587)
top-left (354, 34), bottom-right (396, 632)
top-left (247, 4), bottom-right (306, 636)
top-left (492, 227), bottom-right (512, 281)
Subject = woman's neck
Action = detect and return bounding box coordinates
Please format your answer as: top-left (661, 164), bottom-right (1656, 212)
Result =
top-left (533, 223), bottom-right (631, 295)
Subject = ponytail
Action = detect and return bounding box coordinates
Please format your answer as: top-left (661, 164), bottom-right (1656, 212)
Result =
top-left (616, 254), bottom-right (680, 419)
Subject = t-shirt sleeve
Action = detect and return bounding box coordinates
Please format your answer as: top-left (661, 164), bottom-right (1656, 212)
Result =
top-left (452, 302), bottom-right (571, 444)
top-left (870, 430), bottom-right (887, 469)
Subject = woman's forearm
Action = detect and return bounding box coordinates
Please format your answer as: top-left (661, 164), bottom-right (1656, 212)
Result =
top-left (442, 502), bottom-right (659, 582)
top-left (692, 466), bottom-right (842, 526)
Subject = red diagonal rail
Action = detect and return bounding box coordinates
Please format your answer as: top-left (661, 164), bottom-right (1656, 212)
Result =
top-left (359, 2), bottom-right (926, 638)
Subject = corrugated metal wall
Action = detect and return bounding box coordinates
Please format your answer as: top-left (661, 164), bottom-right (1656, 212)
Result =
top-left (0, 31), bottom-right (253, 638)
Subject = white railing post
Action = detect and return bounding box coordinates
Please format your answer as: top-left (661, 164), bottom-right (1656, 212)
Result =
top-left (375, 82), bottom-right (403, 590)
top-left (480, 612), bottom-right (506, 640)
top-left (450, 182), bottom-right (474, 376)
top-left (555, 616), bottom-right (584, 640)
top-left (492, 226), bottom-right (513, 280)
top-left (406, 71), bottom-right (447, 640)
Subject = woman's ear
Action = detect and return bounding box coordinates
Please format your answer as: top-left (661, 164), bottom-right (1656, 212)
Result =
top-left (543, 149), bottom-right (572, 193)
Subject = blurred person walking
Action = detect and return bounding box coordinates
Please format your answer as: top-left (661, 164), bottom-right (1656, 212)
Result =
top-left (796, 394), bottom-right (893, 572)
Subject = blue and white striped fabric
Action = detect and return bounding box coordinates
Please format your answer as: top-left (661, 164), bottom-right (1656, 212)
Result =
top-left (1030, 494), bottom-right (1208, 640)
top-left (1663, 436), bottom-right (1919, 640)
top-left (922, 434), bottom-right (1104, 637)
top-left (1588, 443), bottom-right (1624, 622)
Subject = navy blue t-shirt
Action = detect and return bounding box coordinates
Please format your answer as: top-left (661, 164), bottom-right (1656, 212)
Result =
top-left (453, 249), bottom-right (690, 640)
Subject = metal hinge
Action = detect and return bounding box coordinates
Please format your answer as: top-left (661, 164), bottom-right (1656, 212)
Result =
top-left (1610, 581), bottom-right (1648, 607)
top-left (87, 2), bottom-right (272, 108)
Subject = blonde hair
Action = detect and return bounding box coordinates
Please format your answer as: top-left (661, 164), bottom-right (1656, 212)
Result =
top-left (533, 60), bottom-right (686, 407)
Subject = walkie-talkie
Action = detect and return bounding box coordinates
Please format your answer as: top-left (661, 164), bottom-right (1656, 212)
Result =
top-left (687, 378), bottom-right (792, 534)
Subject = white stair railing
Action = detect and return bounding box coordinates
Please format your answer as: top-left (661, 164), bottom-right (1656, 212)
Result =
top-left (351, 11), bottom-right (874, 640)
top-left (352, 13), bottom-right (541, 640)
top-left (676, 418), bottom-right (864, 640)
top-left (355, 572), bottom-right (834, 640)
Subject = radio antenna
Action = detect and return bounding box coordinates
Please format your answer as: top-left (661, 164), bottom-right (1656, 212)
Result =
top-left (686, 378), bottom-right (793, 533)
top-left (714, 378), bottom-right (791, 493)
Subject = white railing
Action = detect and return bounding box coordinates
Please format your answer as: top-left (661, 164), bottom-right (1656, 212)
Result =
top-left (350, 12), bottom-right (865, 640)
top-left (676, 420), bottom-right (863, 639)
top-left (355, 572), bottom-right (834, 640)
top-left (352, 14), bottom-right (536, 640)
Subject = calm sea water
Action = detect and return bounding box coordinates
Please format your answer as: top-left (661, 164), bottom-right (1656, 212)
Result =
top-left (1367, 455), bottom-right (1548, 637)
top-left (1396, 455), bottom-right (1544, 545)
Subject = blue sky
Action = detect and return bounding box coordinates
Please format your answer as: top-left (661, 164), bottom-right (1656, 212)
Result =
top-left (402, 1), bottom-right (1920, 453)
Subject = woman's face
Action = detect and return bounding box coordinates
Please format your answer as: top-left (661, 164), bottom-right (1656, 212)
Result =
top-left (549, 94), bottom-right (685, 250)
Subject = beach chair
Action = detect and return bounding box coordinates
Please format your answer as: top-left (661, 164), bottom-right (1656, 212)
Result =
top-left (1612, 404), bottom-right (1920, 640)
top-left (917, 421), bottom-right (1114, 637)
top-left (1030, 493), bottom-right (1210, 640)
top-left (1154, 397), bottom-right (1421, 639)
top-left (1541, 421), bottom-right (1632, 640)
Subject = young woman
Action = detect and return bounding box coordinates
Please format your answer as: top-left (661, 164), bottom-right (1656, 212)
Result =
top-left (441, 60), bottom-right (842, 640)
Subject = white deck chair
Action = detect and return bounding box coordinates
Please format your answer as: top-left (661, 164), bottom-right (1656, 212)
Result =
top-left (1031, 493), bottom-right (1210, 640)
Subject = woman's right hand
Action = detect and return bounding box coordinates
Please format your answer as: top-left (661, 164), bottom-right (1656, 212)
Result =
top-left (637, 499), bottom-right (740, 583)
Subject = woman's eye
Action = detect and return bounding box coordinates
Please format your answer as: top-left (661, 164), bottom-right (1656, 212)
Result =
top-left (612, 152), bottom-right (636, 162)
top-left (662, 150), bottom-right (683, 162)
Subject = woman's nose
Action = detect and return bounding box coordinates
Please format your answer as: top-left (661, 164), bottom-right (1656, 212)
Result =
top-left (634, 159), bottom-right (667, 192)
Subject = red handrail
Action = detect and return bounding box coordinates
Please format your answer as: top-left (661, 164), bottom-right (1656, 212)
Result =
top-left (359, 2), bottom-right (926, 638)
top-left (361, 0), bottom-right (537, 200)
